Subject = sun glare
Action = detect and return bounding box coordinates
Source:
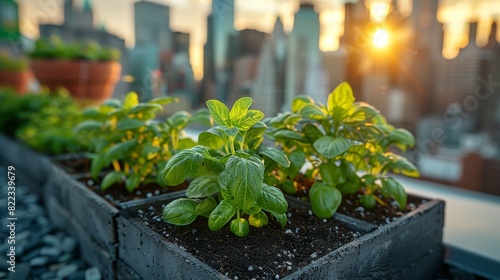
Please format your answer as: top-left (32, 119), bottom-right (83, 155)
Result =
top-left (373, 28), bottom-right (389, 49)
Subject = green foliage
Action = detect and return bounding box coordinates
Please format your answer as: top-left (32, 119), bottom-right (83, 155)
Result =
top-left (266, 82), bottom-right (419, 218)
top-left (0, 53), bottom-right (28, 72)
top-left (29, 36), bottom-right (121, 61)
top-left (77, 92), bottom-right (209, 192)
top-left (162, 97), bottom-right (288, 237)
top-left (0, 88), bottom-right (90, 154)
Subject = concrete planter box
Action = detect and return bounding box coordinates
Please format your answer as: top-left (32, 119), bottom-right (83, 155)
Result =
top-left (0, 135), bottom-right (52, 196)
top-left (117, 191), bottom-right (445, 279)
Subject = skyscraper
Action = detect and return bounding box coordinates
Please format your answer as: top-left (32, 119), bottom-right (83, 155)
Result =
top-left (134, 0), bottom-right (172, 51)
top-left (284, 3), bottom-right (324, 109)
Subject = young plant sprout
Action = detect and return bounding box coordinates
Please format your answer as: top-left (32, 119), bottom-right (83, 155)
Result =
top-left (161, 97), bottom-right (289, 237)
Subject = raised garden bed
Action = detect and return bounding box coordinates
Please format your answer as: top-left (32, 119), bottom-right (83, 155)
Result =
top-left (117, 191), bottom-right (445, 279)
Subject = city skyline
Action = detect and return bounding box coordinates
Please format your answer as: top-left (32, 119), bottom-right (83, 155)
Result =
top-left (16, 0), bottom-right (500, 80)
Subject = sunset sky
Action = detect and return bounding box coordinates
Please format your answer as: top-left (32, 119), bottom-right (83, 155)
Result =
top-left (16, 0), bottom-right (500, 79)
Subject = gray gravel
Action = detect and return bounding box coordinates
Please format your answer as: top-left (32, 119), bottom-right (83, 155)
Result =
top-left (0, 173), bottom-right (101, 280)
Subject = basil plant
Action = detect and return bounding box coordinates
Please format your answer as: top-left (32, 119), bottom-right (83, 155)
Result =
top-left (161, 97), bottom-right (289, 237)
top-left (266, 82), bottom-right (419, 219)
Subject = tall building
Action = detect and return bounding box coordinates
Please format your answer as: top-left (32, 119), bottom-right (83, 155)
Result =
top-left (134, 0), bottom-right (172, 51)
top-left (202, 0), bottom-right (237, 103)
top-left (252, 17), bottom-right (288, 116)
top-left (283, 3), bottom-right (324, 109)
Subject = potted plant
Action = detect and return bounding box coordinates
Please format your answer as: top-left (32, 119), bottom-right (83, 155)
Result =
top-left (265, 82), bottom-right (419, 219)
top-left (29, 36), bottom-right (122, 105)
top-left (0, 52), bottom-right (30, 94)
top-left (116, 89), bottom-right (444, 279)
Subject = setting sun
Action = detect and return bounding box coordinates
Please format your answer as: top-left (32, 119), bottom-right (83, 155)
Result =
top-left (372, 28), bottom-right (389, 49)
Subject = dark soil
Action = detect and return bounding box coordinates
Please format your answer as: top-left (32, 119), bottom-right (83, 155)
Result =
top-left (77, 176), bottom-right (188, 206)
top-left (283, 174), bottom-right (426, 226)
top-left (135, 201), bottom-right (360, 280)
top-left (52, 156), bottom-right (92, 174)
top-left (337, 192), bottom-right (425, 226)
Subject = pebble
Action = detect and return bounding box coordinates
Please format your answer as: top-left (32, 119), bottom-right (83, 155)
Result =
top-left (57, 264), bottom-right (79, 278)
top-left (62, 236), bottom-right (78, 252)
top-left (0, 176), bottom-right (100, 279)
top-left (9, 262), bottom-right (30, 280)
top-left (85, 267), bottom-right (102, 280)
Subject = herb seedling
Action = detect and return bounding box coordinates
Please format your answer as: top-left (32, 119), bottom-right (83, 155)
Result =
top-left (161, 97), bottom-right (289, 237)
top-left (267, 82), bottom-right (419, 218)
top-left (75, 92), bottom-right (208, 191)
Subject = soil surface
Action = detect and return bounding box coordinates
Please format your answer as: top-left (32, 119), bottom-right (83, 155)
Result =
top-left (337, 192), bottom-right (425, 226)
top-left (52, 156), bottom-right (92, 174)
top-left (284, 174), bottom-right (426, 226)
top-left (77, 176), bottom-right (188, 206)
top-left (135, 201), bottom-right (360, 280)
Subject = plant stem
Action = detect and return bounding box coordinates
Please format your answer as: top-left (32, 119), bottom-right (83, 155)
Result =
top-left (229, 136), bottom-right (236, 155)
top-left (112, 160), bottom-right (121, 172)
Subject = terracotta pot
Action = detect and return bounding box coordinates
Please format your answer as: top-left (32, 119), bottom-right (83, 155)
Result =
top-left (30, 59), bottom-right (122, 104)
top-left (0, 70), bottom-right (31, 94)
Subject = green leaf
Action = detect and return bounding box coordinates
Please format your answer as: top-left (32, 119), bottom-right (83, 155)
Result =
top-left (129, 103), bottom-right (163, 115)
top-left (237, 110), bottom-right (265, 131)
top-left (195, 197), bottom-right (217, 218)
top-left (244, 122), bottom-right (267, 150)
top-left (347, 102), bottom-right (379, 122)
top-left (243, 204), bottom-right (262, 215)
top-left (206, 99), bottom-right (230, 126)
top-left (149, 96), bottom-right (179, 105)
top-left (189, 108), bottom-right (213, 127)
top-left (319, 162), bottom-right (344, 186)
top-left (208, 200), bottom-right (237, 231)
top-left (302, 124), bottom-right (324, 142)
top-left (309, 182), bottom-right (342, 219)
top-left (104, 139), bottom-right (138, 164)
top-left (249, 211), bottom-right (268, 228)
top-left (361, 194), bottom-right (376, 209)
top-left (199, 131), bottom-right (224, 149)
top-left (230, 218), bottom-right (249, 237)
top-left (73, 120), bottom-right (102, 132)
top-left (292, 95), bottom-right (314, 113)
top-left (125, 175), bottom-right (141, 192)
top-left (260, 148), bottom-right (290, 167)
top-left (178, 138), bottom-right (196, 150)
top-left (116, 118), bottom-right (146, 131)
top-left (337, 182), bottom-right (361, 194)
top-left (161, 148), bottom-right (205, 186)
top-left (381, 177), bottom-right (407, 209)
top-left (257, 185), bottom-right (288, 215)
top-left (282, 180), bottom-right (296, 194)
top-left (163, 198), bottom-right (199, 226)
top-left (168, 111), bottom-right (191, 128)
top-left (286, 149), bottom-right (306, 177)
top-left (300, 104), bottom-right (327, 120)
top-left (327, 82), bottom-right (355, 119)
top-left (101, 171), bottom-right (123, 191)
top-left (221, 156), bottom-right (264, 210)
top-left (313, 136), bottom-right (351, 159)
top-left (386, 129), bottom-right (415, 148)
top-left (221, 126), bottom-right (239, 137)
top-left (230, 97), bottom-right (252, 124)
top-left (91, 154), bottom-right (106, 179)
top-left (272, 213), bottom-right (288, 229)
top-left (273, 129), bottom-right (308, 142)
top-left (102, 98), bottom-right (122, 108)
top-left (387, 154), bottom-right (420, 177)
top-left (186, 175), bottom-right (220, 198)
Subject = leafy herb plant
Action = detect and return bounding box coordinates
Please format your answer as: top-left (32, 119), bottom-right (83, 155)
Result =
top-left (30, 36), bottom-right (121, 62)
top-left (75, 92), bottom-right (209, 192)
top-left (161, 97), bottom-right (289, 237)
top-left (266, 82), bottom-right (419, 218)
top-left (0, 53), bottom-right (28, 72)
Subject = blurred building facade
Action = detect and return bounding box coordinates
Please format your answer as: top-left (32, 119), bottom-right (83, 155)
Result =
top-left (131, 0), bottom-right (195, 106)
